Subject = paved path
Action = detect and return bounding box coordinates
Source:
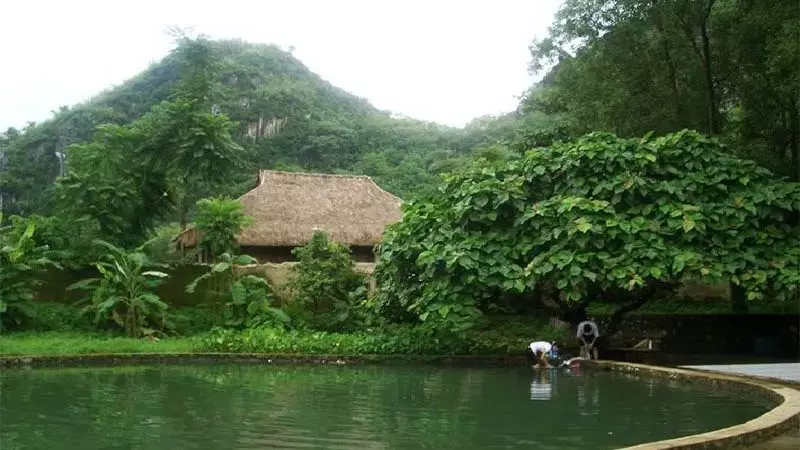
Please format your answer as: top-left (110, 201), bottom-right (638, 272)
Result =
top-left (680, 363), bottom-right (800, 383)
top-left (745, 428), bottom-right (800, 449)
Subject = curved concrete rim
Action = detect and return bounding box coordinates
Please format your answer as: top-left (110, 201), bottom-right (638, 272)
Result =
top-left (1, 354), bottom-right (797, 448)
top-left (588, 360), bottom-right (800, 450)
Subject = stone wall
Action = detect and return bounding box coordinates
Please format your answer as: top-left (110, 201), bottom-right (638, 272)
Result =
top-left (34, 263), bottom-right (378, 306)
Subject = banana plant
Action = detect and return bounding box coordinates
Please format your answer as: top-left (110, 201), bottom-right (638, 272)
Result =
top-left (69, 240), bottom-right (170, 337)
top-left (186, 253), bottom-right (290, 329)
top-left (0, 213), bottom-right (58, 331)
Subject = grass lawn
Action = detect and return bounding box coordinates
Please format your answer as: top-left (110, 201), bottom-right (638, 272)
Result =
top-left (0, 332), bottom-right (199, 356)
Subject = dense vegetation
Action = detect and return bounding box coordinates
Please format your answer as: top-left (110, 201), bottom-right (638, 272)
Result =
top-left (375, 131), bottom-right (800, 334)
top-left (2, 0), bottom-right (799, 357)
top-left (525, 0), bottom-right (799, 181)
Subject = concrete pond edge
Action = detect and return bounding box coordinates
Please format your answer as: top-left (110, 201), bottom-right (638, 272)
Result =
top-left (1, 354), bottom-right (797, 449)
top-left (586, 360), bottom-right (800, 449)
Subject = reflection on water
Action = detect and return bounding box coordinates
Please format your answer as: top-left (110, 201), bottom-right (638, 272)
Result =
top-left (576, 373), bottom-right (600, 417)
top-left (0, 364), bottom-right (772, 450)
top-left (529, 369), bottom-right (600, 418)
top-left (530, 371), bottom-right (553, 401)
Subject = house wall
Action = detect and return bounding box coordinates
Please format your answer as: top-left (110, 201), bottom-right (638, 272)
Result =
top-left (240, 245), bottom-right (376, 263)
top-left (34, 263), bottom-right (378, 306)
top-left (240, 246), bottom-right (295, 263)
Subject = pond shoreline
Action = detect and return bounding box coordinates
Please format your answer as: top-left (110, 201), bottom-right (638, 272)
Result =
top-left (0, 352), bottom-right (529, 368)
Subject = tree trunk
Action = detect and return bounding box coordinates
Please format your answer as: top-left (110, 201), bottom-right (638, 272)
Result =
top-left (655, 9), bottom-right (683, 122)
top-left (700, 20), bottom-right (719, 134)
top-left (730, 282), bottom-right (749, 314)
top-left (178, 203), bottom-right (188, 232)
top-left (603, 281), bottom-right (678, 338)
top-left (676, 0), bottom-right (719, 134)
top-left (790, 103), bottom-right (800, 182)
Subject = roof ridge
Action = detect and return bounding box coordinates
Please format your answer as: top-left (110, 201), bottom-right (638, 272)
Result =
top-left (259, 169), bottom-right (372, 180)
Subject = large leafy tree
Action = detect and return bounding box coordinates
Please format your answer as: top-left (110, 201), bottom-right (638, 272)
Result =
top-left (55, 34), bottom-right (244, 246)
top-left (138, 32), bottom-right (245, 229)
top-left (375, 130), bottom-right (800, 332)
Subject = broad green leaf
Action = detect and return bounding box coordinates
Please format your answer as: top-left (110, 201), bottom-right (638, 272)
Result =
top-left (682, 217), bottom-right (695, 232)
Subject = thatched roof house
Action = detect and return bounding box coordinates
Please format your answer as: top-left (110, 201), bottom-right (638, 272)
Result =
top-left (177, 169), bottom-right (403, 262)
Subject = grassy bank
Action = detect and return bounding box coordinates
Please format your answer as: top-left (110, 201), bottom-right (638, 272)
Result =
top-left (0, 322), bottom-right (557, 358)
top-left (0, 332), bottom-right (198, 356)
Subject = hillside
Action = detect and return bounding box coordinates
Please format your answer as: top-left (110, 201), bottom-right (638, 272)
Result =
top-left (0, 39), bottom-right (473, 218)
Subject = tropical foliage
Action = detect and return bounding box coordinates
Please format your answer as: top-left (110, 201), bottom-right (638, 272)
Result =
top-left (288, 231), bottom-right (369, 331)
top-left (375, 130), bottom-right (800, 332)
top-left (186, 253), bottom-right (290, 329)
top-left (197, 323), bottom-right (563, 356)
top-left (192, 197), bottom-right (252, 261)
top-left (0, 214), bottom-right (58, 331)
top-left (68, 240), bottom-right (170, 337)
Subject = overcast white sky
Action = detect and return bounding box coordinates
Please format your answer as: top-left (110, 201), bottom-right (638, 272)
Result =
top-left (0, 0), bottom-right (561, 130)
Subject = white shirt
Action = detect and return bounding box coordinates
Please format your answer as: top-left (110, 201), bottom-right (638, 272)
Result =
top-left (529, 341), bottom-right (552, 354)
top-left (577, 320), bottom-right (600, 338)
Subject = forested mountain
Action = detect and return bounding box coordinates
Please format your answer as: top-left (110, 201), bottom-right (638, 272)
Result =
top-left (0, 39), bottom-right (489, 219)
top-left (3, 0), bottom-right (797, 227)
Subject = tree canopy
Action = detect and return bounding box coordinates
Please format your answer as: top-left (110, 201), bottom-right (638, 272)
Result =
top-left (375, 130), bottom-right (800, 331)
top-left (526, 0), bottom-right (799, 181)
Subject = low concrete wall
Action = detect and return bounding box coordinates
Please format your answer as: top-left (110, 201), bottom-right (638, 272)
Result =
top-left (587, 360), bottom-right (800, 449)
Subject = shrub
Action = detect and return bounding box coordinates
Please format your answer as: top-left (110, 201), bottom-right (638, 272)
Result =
top-left (186, 253), bottom-right (290, 330)
top-left (288, 231), bottom-right (369, 331)
top-left (193, 197), bottom-right (252, 261)
top-left (164, 305), bottom-right (219, 335)
top-left (68, 240), bottom-right (171, 337)
top-left (16, 302), bottom-right (95, 332)
top-left (196, 323), bottom-right (560, 356)
top-left (0, 214), bottom-right (59, 332)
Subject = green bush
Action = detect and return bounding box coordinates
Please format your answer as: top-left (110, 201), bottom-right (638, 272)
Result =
top-left (186, 253), bottom-right (290, 330)
top-left (166, 305), bottom-right (221, 336)
top-left (7, 302), bottom-right (94, 332)
top-left (288, 231), bottom-right (369, 331)
top-left (193, 197), bottom-right (252, 260)
top-left (196, 324), bottom-right (558, 356)
top-left (68, 240), bottom-right (171, 338)
top-left (0, 214), bottom-right (59, 332)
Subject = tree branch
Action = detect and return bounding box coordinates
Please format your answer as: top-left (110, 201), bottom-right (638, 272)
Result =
top-left (603, 281), bottom-right (678, 337)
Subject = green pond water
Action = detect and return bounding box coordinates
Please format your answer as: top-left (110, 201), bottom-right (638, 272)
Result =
top-left (0, 364), bottom-right (771, 450)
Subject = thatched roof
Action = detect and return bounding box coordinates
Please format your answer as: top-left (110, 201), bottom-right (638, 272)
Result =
top-left (178, 170), bottom-right (403, 248)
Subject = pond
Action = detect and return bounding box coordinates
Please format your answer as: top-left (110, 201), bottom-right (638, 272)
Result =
top-left (0, 364), bottom-right (771, 450)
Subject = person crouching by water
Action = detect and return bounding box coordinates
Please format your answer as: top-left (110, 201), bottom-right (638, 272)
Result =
top-left (577, 318), bottom-right (600, 360)
top-left (527, 341), bottom-right (559, 369)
